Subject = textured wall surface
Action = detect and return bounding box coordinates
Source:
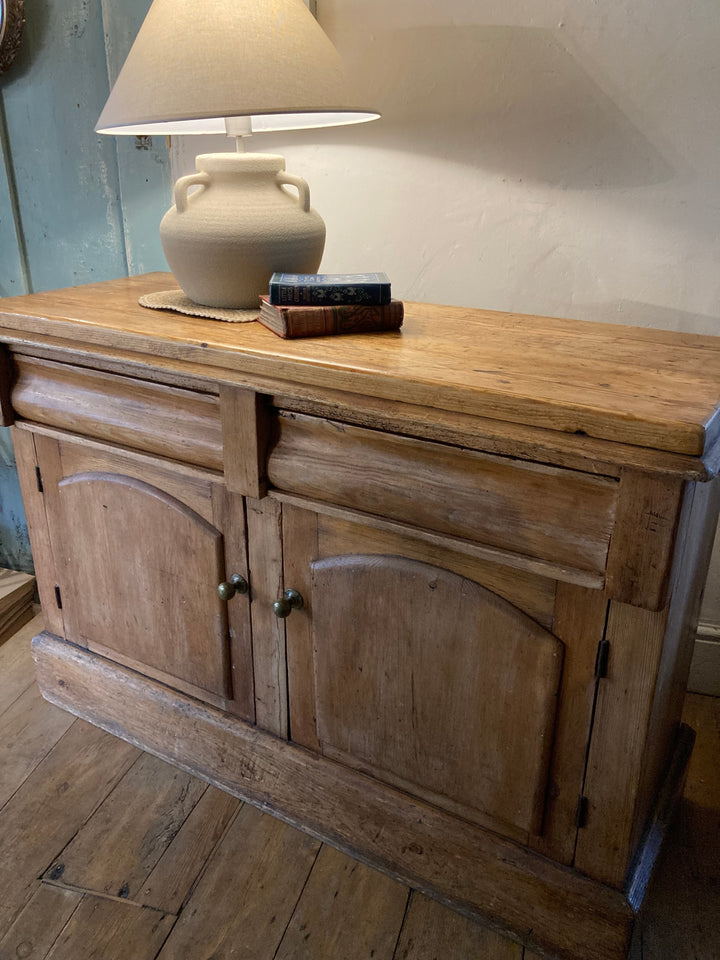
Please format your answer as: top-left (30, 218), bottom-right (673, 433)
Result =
top-left (0, 429), bottom-right (31, 571)
top-left (176, 0), bottom-right (720, 335)
top-left (173, 0), bottom-right (720, 684)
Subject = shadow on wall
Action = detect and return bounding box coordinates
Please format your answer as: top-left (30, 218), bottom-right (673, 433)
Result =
top-left (279, 25), bottom-right (673, 190)
top-left (579, 301), bottom-right (720, 335)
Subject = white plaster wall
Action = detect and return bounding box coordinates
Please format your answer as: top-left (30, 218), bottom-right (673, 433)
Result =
top-left (172, 0), bottom-right (720, 631)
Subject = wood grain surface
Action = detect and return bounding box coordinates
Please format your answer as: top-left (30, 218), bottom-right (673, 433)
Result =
top-left (531, 582), bottom-right (609, 864)
top-left (137, 787), bottom-right (239, 915)
top-left (5, 326), bottom-right (714, 480)
top-left (53, 471), bottom-right (231, 697)
top-left (314, 510), bottom-right (558, 628)
top-left (0, 612), bottom-right (40, 712)
top-left (46, 895), bottom-right (175, 960)
top-left (245, 496), bottom-right (288, 737)
top-left (155, 804), bottom-right (319, 960)
top-left (395, 892), bottom-right (523, 960)
top-left (309, 554), bottom-right (562, 835)
top-left (273, 489), bottom-right (605, 589)
top-left (0, 683), bottom-right (75, 809)
top-left (0, 567), bottom-right (34, 644)
top-left (268, 411), bottom-right (619, 576)
top-left (211, 484), bottom-right (255, 720)
top-left (219, 383), bottom-right (270, 498)
top-left (3, 272), bottom-right (720, 457)
top-left (4, 272), bottom-right (719, 960)
top-left (605, 470), bottom-right (685, 610)
top-left (576, 478), bottom-right (720, 888)
top-left (274, 844), bottom-right (409, 960)
top-left (0, 885), bottom-right (82, 960)
top-left (44, 752), bottom-right (206, 900)
top-left (0, 716), bottom-right (138, 932)
top-left (1, 619), bottom-right (715, 960)
top-left (629, 478), bottom-right (720, 855)
top-left (282, 504), bottom-right (321, 751)
top-left (273, 386), bottom-right (716, 481)
top-left (12, 354), bottom-right (223, 469)
top-left (574, 601), bottom-right (670, 887)
top-left (32, 632), bottom-right (634, 960)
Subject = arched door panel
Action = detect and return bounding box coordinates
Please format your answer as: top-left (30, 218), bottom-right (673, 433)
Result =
top-left (56, 472), bottom-right (231, 697)
top-left (310, 554), bottom-right (563, 835)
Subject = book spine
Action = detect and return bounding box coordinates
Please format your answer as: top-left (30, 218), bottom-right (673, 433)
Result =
top-left (282, 301), bottom-right (403, 338)
top-left (269, 282), bottom-right (391, 306)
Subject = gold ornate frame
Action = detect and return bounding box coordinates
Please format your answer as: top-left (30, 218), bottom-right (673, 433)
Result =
top-left (0, 0), bottom-right (25, 75)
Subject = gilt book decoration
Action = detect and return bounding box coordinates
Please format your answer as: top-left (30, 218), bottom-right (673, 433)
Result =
top-left (269, 272), bottom-right (392, 306)
top-left (258, 295), bottom-right (404, 339)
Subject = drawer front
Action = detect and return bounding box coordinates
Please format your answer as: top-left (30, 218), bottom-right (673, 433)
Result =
top-left (268, 411), bottom-right (619, 579)
top-left (11, 355), bottom-right (223, 470)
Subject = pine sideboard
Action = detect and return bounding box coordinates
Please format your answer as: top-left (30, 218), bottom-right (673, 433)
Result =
top-left (1, 273), bottom-right (719, 960)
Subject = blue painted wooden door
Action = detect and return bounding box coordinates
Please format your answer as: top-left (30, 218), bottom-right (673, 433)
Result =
top-left (0, 0), bottom-right (172, 572)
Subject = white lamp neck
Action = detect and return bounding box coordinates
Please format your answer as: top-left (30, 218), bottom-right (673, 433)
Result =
top-left (224, 116), bottom-right (253, 152)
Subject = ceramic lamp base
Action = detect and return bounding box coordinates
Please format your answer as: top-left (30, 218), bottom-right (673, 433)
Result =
top-left (160, 153), bottom-right (326, 309)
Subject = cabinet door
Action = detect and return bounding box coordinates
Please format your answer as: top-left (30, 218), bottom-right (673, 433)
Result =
top-left (283, 508), bottom-right (564, 839)
top-left (31, 432), bottom-right (253, 714)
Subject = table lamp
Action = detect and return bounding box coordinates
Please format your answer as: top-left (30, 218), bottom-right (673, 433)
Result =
top-left (95, 0), bottom-right (379, 309)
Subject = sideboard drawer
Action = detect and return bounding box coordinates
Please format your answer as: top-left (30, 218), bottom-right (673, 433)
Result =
top-left (11, 355), bottom-right (223, 470)
top-left (267, 411), bottom-right (619, 579)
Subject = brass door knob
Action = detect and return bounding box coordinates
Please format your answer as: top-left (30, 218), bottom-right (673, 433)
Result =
top-left (218, 574), bottom-right (249, 601)
top-left (273, 588), bottom-right (304, 618)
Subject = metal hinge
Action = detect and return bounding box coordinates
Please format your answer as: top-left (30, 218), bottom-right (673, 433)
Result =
top-left (54, 585), bottom-right (62, 609)
top-left (575, 795), bottom-right (589, 829)
top-left (35, 466), bottom-right (44, 493)
top-left (594, 638), bottom-right (610, 680)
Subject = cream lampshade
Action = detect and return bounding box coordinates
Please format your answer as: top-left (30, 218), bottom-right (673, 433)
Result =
top-left (96, 0), bottom-right (379, 309)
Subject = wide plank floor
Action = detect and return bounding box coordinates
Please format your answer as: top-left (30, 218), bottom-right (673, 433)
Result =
top-left (1, 616), bottom-right (718, 960)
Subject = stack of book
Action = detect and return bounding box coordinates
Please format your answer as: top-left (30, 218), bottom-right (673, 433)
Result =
top-left (0, 567), bottom-right (35, 646)
top-left (258, 273), bottom-right (404, 339)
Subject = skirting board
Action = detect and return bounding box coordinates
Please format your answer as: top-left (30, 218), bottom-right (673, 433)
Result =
top-left (688, 623), bottom-right (720, 696)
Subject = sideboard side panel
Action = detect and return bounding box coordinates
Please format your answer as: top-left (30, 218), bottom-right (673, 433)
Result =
top-left (629, 477), bottom-right (720, 854)
top-left (576, 477), bottom-right (720, 887)
top-left (11, 427), bottom-right (63, 635)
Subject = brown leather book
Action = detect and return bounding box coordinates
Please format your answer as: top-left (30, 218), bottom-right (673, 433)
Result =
top-left (257, 295), bottom-right (404, 339)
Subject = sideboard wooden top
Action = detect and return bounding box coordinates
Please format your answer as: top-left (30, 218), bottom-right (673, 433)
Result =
top-left (2, 272), bottom-right (720, 459)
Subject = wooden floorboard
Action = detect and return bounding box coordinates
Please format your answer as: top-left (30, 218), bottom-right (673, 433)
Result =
top-left (0, 569), bottom-right (35, 648)
top-left (0, 615), bottom-right (718, 960)
top-left (0, 884), bottom-right (82, 960)
top-left (274, 844), bottom-right (409, 960)
top-left (0, 616), bottom-right (38, 717)
top-left (0, 682), bottom-right (74, 809)
top-left (394, 892), bottom-right (523, 959)
top-left (156, 804), bottom-right (321, 960)
top-left (43, 894), bottom-right (175, 960)
top-left (44, 751), bottom-right (208, 900)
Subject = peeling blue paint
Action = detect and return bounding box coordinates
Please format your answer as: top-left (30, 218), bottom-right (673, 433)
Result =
top-left (0, 429), bottom-right (32, 573)
top-left (0, 0), bottom-right (171, 572)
